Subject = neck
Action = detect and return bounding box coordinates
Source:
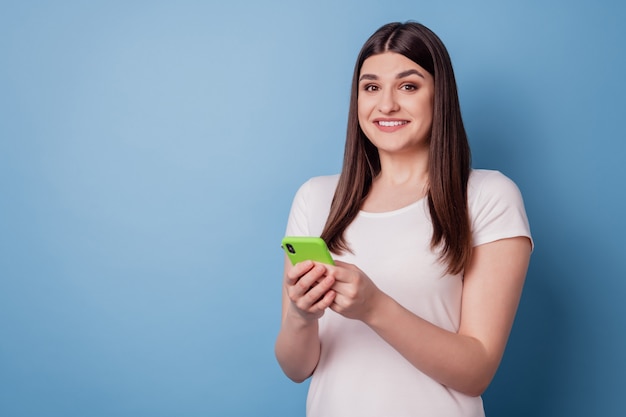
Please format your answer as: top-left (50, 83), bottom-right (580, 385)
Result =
top-left (360, 150), bottom-right (430, 213)
top-left (376, 150), bottom-right (429, 187)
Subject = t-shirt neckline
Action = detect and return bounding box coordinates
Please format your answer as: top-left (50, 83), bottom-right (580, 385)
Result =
top-left (358, 196), bottom-right (426, 218)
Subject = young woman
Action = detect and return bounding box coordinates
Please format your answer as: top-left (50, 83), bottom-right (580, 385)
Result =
top-left (275, 21), bottom-right (532, 417)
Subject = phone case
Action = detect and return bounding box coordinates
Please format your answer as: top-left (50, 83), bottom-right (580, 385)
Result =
top-left (281, 236), bottom-right (335, 265)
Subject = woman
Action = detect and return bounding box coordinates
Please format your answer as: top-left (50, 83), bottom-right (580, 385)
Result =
top-left (275, 21), bottom-right (532, 417)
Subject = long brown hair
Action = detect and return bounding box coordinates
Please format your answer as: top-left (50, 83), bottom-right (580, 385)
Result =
top-left (320, 22), bottom-right (472, 275)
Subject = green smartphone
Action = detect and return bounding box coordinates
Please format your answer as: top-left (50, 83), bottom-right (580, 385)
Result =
top-left (281, 236), bottom-right (335, 266)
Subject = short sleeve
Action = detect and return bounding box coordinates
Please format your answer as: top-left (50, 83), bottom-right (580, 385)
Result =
top-left (285, 175), bottom-right (339, 237)
top-left (285, 180), bottom-right (312, 236)
top-left (468, 170), bottom-right (533, 249)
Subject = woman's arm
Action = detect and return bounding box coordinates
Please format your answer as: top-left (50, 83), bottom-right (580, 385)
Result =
top-left (329, 236), bottom-right (531, 396)
top-left (274, 256), bottom-right (336, 382)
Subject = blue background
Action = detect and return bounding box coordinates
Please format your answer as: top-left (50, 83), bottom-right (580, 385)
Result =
top-left (1, 0), bottom-right (624, 416)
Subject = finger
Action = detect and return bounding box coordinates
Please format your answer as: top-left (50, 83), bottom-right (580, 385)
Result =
top-left (329, 297), bottom-right (343, 314)
top-left (300, 275), bottom-right (335, 308)
top-left (292, 275), bottom-right (334, 311)
top-left (332, 260), bottom-right (356, 271)
top-left (329, 290), bottom-right (353, 313)
top-left (326, 267), bottom-right (353, 285)
top-left (312, 289), bottom-right (336, 312)
top-left (285, 260), bottom-right (314, 283)
top-left (329, 280), bottom-right (349, 296)
top-left (289, 264), bottom-right (328, 299)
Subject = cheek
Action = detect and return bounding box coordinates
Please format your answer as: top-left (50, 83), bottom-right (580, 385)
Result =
top-left (357, 112), bottom-right (374, 141)
top-left (357, 116), bottom-right (369, 137)
top-left (357, 92), bottom-right (378, 111)
top-left (412, 98), bottom-right (434, 121)
top-left (425, 102), bottom-right (434, 125)
top-left (357, 100), bottom-right (369, 125)
top-left (357, 97), bottom-right (365, 114)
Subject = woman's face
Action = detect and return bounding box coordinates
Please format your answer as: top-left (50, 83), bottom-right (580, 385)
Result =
top-left (357, 52), bottom-right (435, 157)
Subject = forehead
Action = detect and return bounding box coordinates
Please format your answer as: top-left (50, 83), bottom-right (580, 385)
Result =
top-left (360, 52), bottom-right (428, 77)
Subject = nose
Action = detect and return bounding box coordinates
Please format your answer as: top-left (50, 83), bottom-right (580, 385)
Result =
top-left (378, 89), bottom-right (399, 114)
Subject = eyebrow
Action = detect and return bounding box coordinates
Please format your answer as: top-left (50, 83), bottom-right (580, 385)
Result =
top-left (359, 69), bottom-right (425, 82)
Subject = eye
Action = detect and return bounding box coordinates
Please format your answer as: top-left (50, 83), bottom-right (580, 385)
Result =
top-left (400, 83), bottom-right (418, 92)
top-left (362, 84), bottom-right (379, 92)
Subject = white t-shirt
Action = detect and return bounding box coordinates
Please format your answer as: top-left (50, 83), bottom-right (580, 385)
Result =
top-left (285, 169), bottom-right (532, 417)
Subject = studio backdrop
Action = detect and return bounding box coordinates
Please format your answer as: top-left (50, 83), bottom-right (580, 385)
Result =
top-left (1, 1), bottom-right (625, 416)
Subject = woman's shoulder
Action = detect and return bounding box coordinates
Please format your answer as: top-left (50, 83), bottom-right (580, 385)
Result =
top-left (304, 174), bottom-right (341, 187)
top-left (468, 169), bottom-right (522, 199)
top-left (291, 174), bottom-right (340, 213)
top-left (287, 174), bottom-right (339, 236)
top-left (467, 169), bottom-right (532, 247)
top-left (297, 174), bottom-right (340, 198)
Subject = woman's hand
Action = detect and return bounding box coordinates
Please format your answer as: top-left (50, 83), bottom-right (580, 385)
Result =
top-left (285, 260), bottom-right (336, 322)
top-left (276, 258), bottom-right (335, 382)
top-left (327, 260), bottom-right (383, 322)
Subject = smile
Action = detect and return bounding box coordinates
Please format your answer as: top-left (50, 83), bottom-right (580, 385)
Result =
top-left (377, 120), bottom-right (408, 127)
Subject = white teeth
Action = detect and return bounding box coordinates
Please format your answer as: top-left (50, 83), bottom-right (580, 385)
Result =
top-left (378, 120), bottom-right (407, 127)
